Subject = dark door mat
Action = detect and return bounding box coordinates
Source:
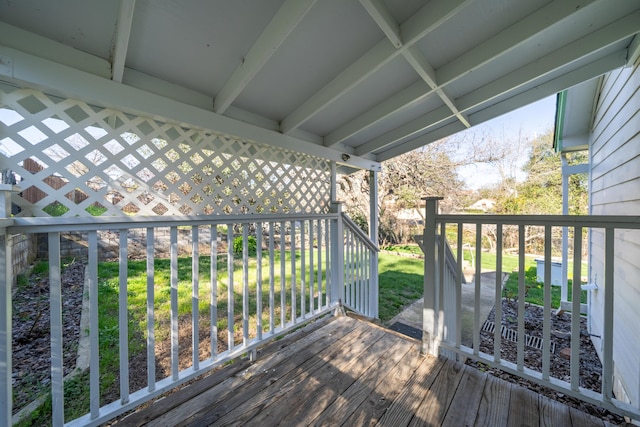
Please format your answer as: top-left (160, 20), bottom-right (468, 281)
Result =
top-left (388, 322), bottom-right (421, 339)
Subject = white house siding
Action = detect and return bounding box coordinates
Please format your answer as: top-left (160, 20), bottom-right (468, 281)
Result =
top-left (589, 57), bottom-right (640, 408)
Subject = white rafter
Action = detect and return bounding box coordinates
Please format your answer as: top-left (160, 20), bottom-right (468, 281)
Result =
top-left (436, 0), bottom-right (597, 86)
top-left (324, 80), bottom-right (429, 148)
top-left (360, 0), bottom-right (470, 129)
top-left (355, 105), bottom-right (452, 156)
top-left (456, 10), bottom-right (640, 112)
top-left (355, 12), bottom-right (638, 158)
top-left (377, 50), bottom-right (627, 162)
top-left (401, 46), bottom-right (471, 128)
top-left (326, 0), bottom-right (600, 149)
top-left (214, 0), bottom-right (317, 114)
top-left (280, 0), bottom-right (472, 134)
top-left (111, 0), bottom-right (136, 83)
top-left (359, 0), bottom-right (403, 48)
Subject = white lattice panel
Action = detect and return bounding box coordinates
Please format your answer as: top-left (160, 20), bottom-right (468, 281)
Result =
top-left (0, 85), bottom-right (331, 217)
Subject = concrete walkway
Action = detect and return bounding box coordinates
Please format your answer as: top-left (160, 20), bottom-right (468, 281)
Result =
top-left (387, 270), bottom-right (509, 347)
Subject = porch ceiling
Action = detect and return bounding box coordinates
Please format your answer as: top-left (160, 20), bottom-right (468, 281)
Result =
top-left (1, 0), bottom-right (639, 172)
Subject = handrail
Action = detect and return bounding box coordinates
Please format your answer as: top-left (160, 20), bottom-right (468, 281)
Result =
top-left (8, 212), bottom-right (339, 233)
top-left (436, 213), bottom-right (640, 228)
top-left (341, 212), bottom-right (379, 252)
top-left (414, 234), bottom-right (464, 284)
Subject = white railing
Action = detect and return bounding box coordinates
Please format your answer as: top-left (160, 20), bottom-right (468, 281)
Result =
top-left (414, 232), bottom-right (463, 358)
top-left (341, 213), bottom-right (379, 319)
top-left (0, 203), bottom-right (378, 426)
top-left (420, 197), bottom-right (640, 421)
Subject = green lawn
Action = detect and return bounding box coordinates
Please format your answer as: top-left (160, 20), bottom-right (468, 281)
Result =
top-left (17, 251), bottom-right (327, 425)
top-left (380, 245), bottom-right (588, 312)
top-left (378, 253), bottom-right (424, 322)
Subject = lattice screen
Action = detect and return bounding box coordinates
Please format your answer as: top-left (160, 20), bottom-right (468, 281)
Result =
top-left (0, 85), bottom-right (331, 217)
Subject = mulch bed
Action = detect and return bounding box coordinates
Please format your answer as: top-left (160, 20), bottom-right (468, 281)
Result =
top-left (465, 298), bottom-right (627, 425)
top-left (12, 259), bottom-right (86, 415)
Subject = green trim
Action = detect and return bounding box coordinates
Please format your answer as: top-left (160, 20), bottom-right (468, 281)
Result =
top-left (553, 91), bottom-right (567, 153)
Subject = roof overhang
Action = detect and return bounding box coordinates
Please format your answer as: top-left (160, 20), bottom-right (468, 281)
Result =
top-left (1, 0), bottom-right (639, 172)
top-left (553, 77), bottom-right (600, 153)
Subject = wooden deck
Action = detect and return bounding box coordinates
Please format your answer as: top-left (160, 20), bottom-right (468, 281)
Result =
top-left (116, 315), bottom-right (615, 427)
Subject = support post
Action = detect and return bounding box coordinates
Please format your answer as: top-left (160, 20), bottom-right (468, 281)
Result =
top-left (0, 232), bottom-right (9, 427)
top-left (422, 197), bottom-right (443, 356)
top-left (330, 201), bottom-right (344, 313)
top-left (0, 184), bottom-right (18, 427)
top-left (369, 170), bottom-right (379, 319)
top-left (561, 154), bottom-right (569, 304)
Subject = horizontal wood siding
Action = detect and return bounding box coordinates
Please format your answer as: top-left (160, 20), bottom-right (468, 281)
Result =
top-left (589, 58), bottom-right (640, 408)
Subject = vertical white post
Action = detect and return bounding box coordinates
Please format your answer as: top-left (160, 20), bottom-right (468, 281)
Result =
top-left (570, 226), bottom-right (582, 391)
top-left (602, 227), bottom-right (614, 402)
top-left (280, 221), bottom-right (286, 327)
top-left (290, 222), bottom-right (296, 323)
top-left (369, 170), bottom-right (379, 319)
top-left (242, 224), bottom-right (249, 346)
top-left (473, 224), bottom-right (481, 356)
top-left (301, 222), bottom-right (306, 318)
top-left (119, 231), bottom-right (130, 403)
top-left (330, 202), bottom-right (344, 309)
top-left (210, 225), bottom-right (218, 358)
top-left (561, 154), bottom-right (569, 304)
top-left (49, 233), bottom-right (64, 426)
top-left (330, 161), bottom-right (337, 205)
top-left (192, 226), bottom-right (200, 370)
top-left (0, 184), bottom-right (17, 427)
top-left (422, 197), bottom-right (442, 356)
top-left (88, 231), bottom-right (100, 419)
top-left (0, 234), bottom-right (9, 427)
top-left (170, 227), bottom-right (179, 380)
top-left (227, 225), bottom-right (234, 351)
top-left (146, 228), bottom-right (156, 390)
top-left (517, 225), bottom-right (525, 371)
top-left (493, 223), bottom-right (503, 362)
top-left (256, 223), bottom-right (263, 340)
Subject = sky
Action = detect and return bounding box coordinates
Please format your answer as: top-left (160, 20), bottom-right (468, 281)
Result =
top-left (455, 95), bottom-right (557, 190)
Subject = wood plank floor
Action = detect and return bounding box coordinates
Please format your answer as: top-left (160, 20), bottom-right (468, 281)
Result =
top-left (115, 315), bottom-right (616, 427)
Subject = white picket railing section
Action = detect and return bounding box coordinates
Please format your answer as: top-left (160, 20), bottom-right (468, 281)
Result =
top-left (420, 197), bottom-right (640, 421)
top-left (341, 213), bottom-right (379, 318)
top-left (0, 207), bottom-right (378, 426)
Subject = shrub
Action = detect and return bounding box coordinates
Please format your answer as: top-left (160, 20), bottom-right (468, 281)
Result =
top-left (233, 235), bottom-right (257, 256)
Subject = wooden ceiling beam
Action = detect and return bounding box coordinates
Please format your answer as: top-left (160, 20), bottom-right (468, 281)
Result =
top-left (111, 0), bottom-right (136, 83)
top-left (325, 0), bottom-right (609, 152)
top-left (280, 0), bottom-right (471, 134)
top-left (213, 0), bottom-right (316, 114)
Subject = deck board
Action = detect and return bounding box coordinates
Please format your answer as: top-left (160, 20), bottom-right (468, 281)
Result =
top-left (115, 315), bottom-right (615, 427)
top-left (441, 365), bottom-right (487, 427)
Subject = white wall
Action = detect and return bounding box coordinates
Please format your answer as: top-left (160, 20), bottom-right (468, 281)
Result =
top-left (589, 57), bottom-right (640, 408)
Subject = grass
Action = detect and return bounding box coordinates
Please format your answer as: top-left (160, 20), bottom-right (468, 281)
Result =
top-left (379, 244), bottom-right (589, 316)
top-left (503, 266), bottom-right (587, 308)
top-left (16, 250), bottom-right (330, 425)
top-left (378, 253), bottom-right (424, 322)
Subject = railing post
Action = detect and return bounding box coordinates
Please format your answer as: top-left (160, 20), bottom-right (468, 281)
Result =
top-left (422, 197), bottom-right (443, 356)
top-left (330, 202), bottom-right (344, 311)
top-left (369, 170), bottom-right (379, 319)
top-left (0, 182), bottom-right (20, 426)
top-left (0, 183), bottom-right (18, 427)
